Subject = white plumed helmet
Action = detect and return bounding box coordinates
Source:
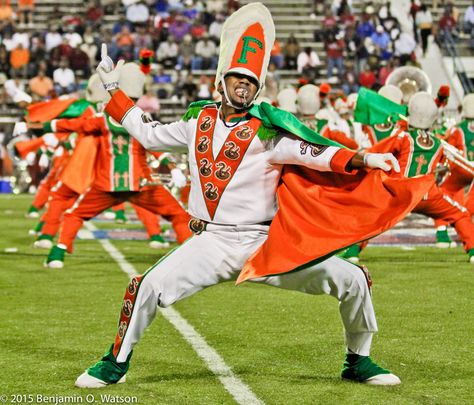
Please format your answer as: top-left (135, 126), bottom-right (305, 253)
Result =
top-left (119, 63), bottom-right (145, 99)
top-left (378, 84), bottom-right (403, 104)
top-left (296, 84), bottom-right (320, 115)
top-left (277, 87), bottom-right (297, 113)
top-left (462, 94), bottom-right (474, 119)
top-left (408, 92), bottom-right (437, 129)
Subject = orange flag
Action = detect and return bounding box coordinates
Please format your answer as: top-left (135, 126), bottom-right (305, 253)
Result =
top-left (238, 167), bottom-right (434, 283)
top-left (27, 98), bottom-right (77, 123)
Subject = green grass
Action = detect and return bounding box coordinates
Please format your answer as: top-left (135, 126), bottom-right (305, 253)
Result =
top-left (1, 195), bottom-right (473, 404)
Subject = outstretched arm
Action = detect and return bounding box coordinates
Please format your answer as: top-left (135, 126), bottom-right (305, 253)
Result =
top-left (96, 44), bottom-right (189, 152)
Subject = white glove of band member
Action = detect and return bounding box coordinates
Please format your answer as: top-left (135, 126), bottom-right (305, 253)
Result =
top-left (42, 132), bottom-right (59, 148)
top-left (170, 168), bottom-right (187, 188)
top-left (96, 43), bottom-right (124, 91)
top-left (363, 153), bottom-right (400, 173)
top-left (38, 152), bottom-right (50, 169)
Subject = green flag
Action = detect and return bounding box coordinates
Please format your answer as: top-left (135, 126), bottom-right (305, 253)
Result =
top-left (354, 87), bottom-right (407, 125)
top-left (58, 99), bottom-right (93, 118)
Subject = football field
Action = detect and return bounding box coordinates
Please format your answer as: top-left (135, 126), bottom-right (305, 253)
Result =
top-left (1, 194), bottom-right (474, 405)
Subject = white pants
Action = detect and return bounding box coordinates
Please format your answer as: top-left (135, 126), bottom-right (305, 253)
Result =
top-left (115, 224), bottom-right (378, 362)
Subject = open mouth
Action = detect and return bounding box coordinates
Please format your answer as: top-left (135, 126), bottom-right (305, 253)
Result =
top-left (235, 87), bottom-right (249, 99)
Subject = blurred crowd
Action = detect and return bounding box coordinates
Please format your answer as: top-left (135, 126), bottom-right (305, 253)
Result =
top-left (0, 0), bottom-right (473, 115)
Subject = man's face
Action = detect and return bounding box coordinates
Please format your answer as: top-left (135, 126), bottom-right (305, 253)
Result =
top-left (221, 73), bottom-right (259, 109)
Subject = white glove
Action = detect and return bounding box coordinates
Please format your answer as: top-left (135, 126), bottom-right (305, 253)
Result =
top-left (25, 151), bottom-right (36, 165)
top-left (363, 153), bottom-right (400, 173)
top-left (96, 43), bottom-right (125, 91)
top-left (170, 168), bottom-right (187, 188)
top-left (42, 132), bottom-right (59, 148)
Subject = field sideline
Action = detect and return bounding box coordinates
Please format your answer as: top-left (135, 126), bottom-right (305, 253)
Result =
top-left (1, 194), bottom-right (474, 405)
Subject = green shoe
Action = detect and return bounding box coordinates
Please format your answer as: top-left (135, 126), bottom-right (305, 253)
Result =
top-left (436, 227), bottom-right (453, 248)
top-left (75, 345), bottom-right (132, 388)
top-left (468, 248), bottom-right (474, 264)
top-left (45, 245), bottom-right (66, 268)
top-left (341, 353), bottom-right (400, 385)
top-left (341, 244), bottom-right (361, 263)
top-left (149, 234), bottom-right (170, 249)
top-left (26, 206), bottom-right (40, 218)
top-left (34, 234), bottom-right (54, 249)
top-left (115, 209), bottom-right (127, 224)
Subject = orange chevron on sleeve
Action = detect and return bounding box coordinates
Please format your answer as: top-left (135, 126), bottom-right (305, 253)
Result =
top-left (105, 90), bottom-right (136, 123)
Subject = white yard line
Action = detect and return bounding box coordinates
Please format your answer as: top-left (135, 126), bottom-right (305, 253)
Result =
top-left (84, 221), bottom-right (263, 405)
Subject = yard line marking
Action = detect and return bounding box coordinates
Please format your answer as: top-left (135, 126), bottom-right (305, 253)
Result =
top-left (84, 221), bottom-right (263, 405)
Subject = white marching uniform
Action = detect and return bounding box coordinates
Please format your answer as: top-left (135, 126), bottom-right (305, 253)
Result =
top-left (113, 105), bottom-right (378, 362)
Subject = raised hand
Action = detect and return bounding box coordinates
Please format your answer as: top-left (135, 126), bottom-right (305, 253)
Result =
top-left (96, 43), bottom-right (125, 92)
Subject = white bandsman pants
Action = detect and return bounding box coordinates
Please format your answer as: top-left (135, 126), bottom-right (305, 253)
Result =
top-left (115, 224), bottom-right (378, 362)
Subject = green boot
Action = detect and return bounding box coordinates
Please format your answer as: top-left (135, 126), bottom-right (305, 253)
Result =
top-left (34, 233), bottom-right (54, 249)
top-left (341, 353), bottom-right (400, 385)
top-left (75, 345), bottom-right (132, 388)
top-left (436, 227), bottom-right (456, 248)
top-left (114, 209), bottom-right (127, 224)
top-left (26, 206), bottom-right (39, 218)
top-left (45, 245), bottom-right (66, 268)
top-left (149, 234), bottom-right (170, 249)
top-left (468, 248), bottom-right (474, 264)
top-left (341, 244), bottom-right (361, 264)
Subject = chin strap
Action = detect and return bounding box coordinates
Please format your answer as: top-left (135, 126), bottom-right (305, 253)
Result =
top-left (220, 75), bottom-right (261, 110)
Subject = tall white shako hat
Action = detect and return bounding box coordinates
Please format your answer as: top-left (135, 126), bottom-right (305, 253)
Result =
top-left (119, 62), bottom-right (146, 99)
top-left (462, 94), bottom-right (474, 119)
top-left (215, 2), bottom-right (275, 109)
top-left (378, 84), bottom-right (403, 104)
top-left (277, 87), bottom-right (297, 113)
top-left (86, 73), bottom-right (111, 103)
top-left (408, 92), bottom-right (437, 129)
top-left (296, 84), bottom-right (320, 116)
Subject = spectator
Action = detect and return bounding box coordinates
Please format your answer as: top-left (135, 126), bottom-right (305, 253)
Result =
top-left (137, 87), bottom-right (160, 119)
top-left (45, 26), bottom-right (63, 53)
top-left (196, 75), bottom-right (211, 100)
top-left (0, 45), bottom-right (9, 76)
top-left (156, 36), bottom-right (179, 68)
top-left (126, 1), bottom-right (149, 24)
top-left (28, 37), bottom-right (47, 76)
top-left (416, 4), bottom-right (433, 55)
top-left (9, 43), bottom-right (29, 77)
top-left (207, 0), bottom-right (225, 14)
top-left (80, 26), bottom-right (99, 69)
top-left (325, 32), bottom-right (345, 78)
top-left (12, 26), bottom-right (30, 49)
top-left (176, 34), bottom-right (195, 70)
top-left (358, 63), bottom-right (376, 89)
top-left (465, 0), bottom-right (474, 48)
top-left (378, 60), bottom-right (395, 86)
top-left (356, 12), bottom-right (375, 39)
top-left (169, 14), bottom-right (191, 42)
top-left (438, 7), bottom-right (458, 43)
top-left (319, 11), bottom-right (337, 42)
top-left (208, 13), bottom-right (224, 42)
top-left (2, 31), bottom-right (15, 51)
top-left (17, 0), bottom-right (34, 26)
top-left (270, 39), bottom-right (284, 69)
top-left (192, 35), bottom-right (217, 70)
top-left (297, 46), bottom-right (320, 81)
top-left (394, 31), bottom-right (417, 65)
top-left (29, 69), bottom-right (54, 99)
top-left (53, 57), bottom-right (75, 95)
top-left (370, 25), bottom-right (391, 60)
top-left (339, 4), bottom-right (355, 29)
top-left (112, 15), bottom-right (133, 35)
top-left (0, 0), bottom-right (13, 22)
top-left (69, 47), bottom-right (90, 77)
top-left (179, 73), bottom-right (198, 105)
top-left (283, 33), bottom-right (300, 70)
top-left (133, 25), bottom-right (153, 58)
top-left (341, 61), bottom-right (359, 95)
top-left (85, 0), bottom-right (103, 27)
top-left (153, 66), bottom-right (173, 98)
top-left (64, 26), bottom-right (83, 49)
top-left (190, 19), bottom-right (207, 40)
top-left (261, 62), bottom-right (279, 103)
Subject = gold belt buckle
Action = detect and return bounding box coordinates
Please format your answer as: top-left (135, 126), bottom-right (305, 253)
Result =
top-left (189, 218), bottom-right (207, 235)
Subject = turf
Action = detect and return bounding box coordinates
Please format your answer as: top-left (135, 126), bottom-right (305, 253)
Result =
top-left (1, 194), bottom-right (473, 404)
